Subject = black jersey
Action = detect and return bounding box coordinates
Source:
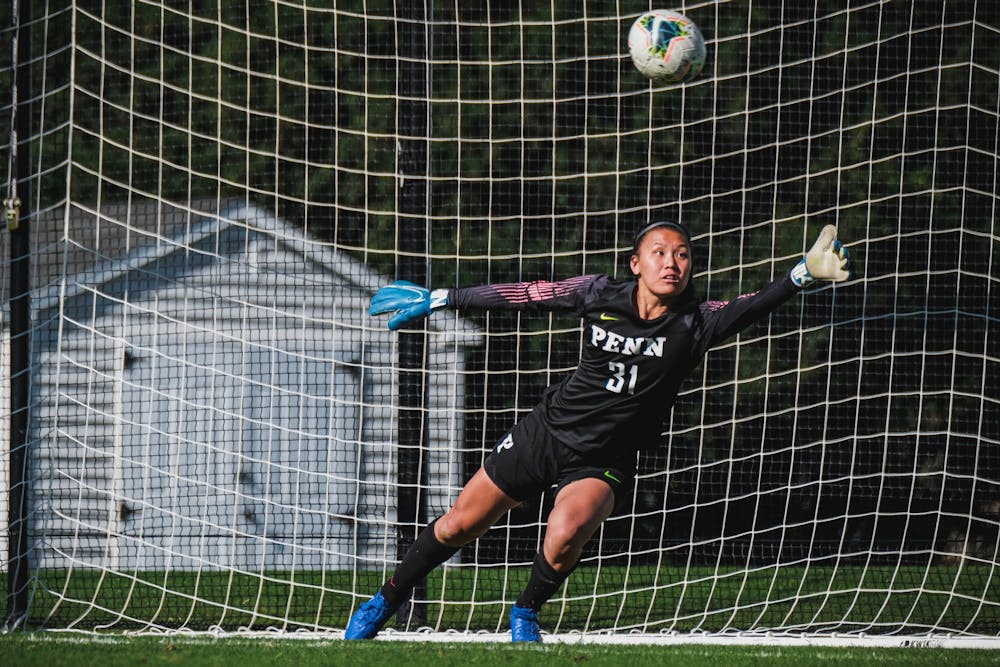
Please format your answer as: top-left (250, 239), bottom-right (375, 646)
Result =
top-left (448, 273), bottom-right (800, 453)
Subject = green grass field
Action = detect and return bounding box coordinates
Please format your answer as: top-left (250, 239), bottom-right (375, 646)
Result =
top-left (4, 563), bottom-right (997, 666)
top-left (1, 633), bottom-right (999, 667)
top-left (15, 564), bottom-right (999, 635)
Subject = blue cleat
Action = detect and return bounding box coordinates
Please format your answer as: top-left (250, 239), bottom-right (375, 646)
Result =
top-left (344, 591), bottom-right (400, 640)
top-left (510, 604), bottom-right (542, 643)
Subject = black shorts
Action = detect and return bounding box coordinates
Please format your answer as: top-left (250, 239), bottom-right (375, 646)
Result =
top-left (483, 410), bottom-right (636, 510)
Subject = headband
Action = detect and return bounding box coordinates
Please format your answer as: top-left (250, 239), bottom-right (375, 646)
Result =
top-left (631, 221), bottom-right (692, 255)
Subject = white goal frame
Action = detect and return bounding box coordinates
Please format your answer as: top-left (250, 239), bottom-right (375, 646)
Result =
top-left (3, 0), bottom-right (998, 645)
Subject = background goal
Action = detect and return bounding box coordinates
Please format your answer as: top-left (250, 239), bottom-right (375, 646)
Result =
top-left (3, 0), bottom-right (998, 642)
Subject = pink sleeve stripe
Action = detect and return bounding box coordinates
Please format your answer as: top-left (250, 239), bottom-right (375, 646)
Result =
top-left (492, 275), bottom-right (594, 304)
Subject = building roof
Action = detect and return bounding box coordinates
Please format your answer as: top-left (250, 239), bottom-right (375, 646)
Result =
top-left (27, 198), bottom-right (480, 340)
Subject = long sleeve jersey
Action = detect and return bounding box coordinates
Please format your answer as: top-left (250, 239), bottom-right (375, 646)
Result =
top-left (447, 273), bottom-right (801, 454)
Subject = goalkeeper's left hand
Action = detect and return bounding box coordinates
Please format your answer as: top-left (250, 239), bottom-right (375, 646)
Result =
top-left (790, 225), bottom-right (851, 287)
top-left (369, 281), bottom-right (450, 331)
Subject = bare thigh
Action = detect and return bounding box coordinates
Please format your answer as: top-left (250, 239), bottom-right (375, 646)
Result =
top-left (434, 467), bottom-right (521, 547)
top-left (542, 477), bottom-right (615, 570)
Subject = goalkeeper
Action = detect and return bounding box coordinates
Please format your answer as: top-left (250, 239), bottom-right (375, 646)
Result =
top-left (347, 222), bottom-right (850, 642)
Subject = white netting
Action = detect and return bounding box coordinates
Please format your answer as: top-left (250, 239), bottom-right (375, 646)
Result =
top-left (1, 0), bottom-right (998, 641)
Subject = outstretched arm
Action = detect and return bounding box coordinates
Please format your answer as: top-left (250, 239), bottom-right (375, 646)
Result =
top-left (700, 225), bottom-right (852, 346)
top-left (369, 275), bottom-right (604, 331)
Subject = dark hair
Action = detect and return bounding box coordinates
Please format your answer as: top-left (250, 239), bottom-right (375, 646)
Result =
top-left (629, 220), bottom-right (699, 310)
top-left (630, 220), bottom-right (692, 256)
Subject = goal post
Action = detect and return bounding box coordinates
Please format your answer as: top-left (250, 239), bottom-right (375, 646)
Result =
top-left (2, 0), bottom-right (998, 644)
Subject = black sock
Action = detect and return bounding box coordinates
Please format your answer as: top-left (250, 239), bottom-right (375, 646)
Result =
top-left (515, 551), bottom-right (574, 611)
top-left (381, 519), bottom-right (459, 606)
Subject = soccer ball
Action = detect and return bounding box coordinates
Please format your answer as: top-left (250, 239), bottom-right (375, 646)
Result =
top-left (628, 10), bottom-right (706, 84)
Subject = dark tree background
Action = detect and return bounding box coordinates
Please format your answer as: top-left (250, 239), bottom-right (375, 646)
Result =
top-left (8, 0), bottom-right (999, 574)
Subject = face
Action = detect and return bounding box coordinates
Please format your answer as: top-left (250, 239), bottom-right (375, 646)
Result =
top-left (629, 227), bottom-right (692, 304)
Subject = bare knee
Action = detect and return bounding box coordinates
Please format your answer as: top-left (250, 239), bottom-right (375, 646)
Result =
top-left (544, 519), bottom-right (586, 554)
top-left (434, 509), bottom-right (489, 547)
top-left (543, 519), bottom-right (593, 570)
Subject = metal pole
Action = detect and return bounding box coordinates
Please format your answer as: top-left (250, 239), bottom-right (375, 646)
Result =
top-left (5, 0), bottom-right (33, 631)
top-left (396, 0), bottom-right (431, 630)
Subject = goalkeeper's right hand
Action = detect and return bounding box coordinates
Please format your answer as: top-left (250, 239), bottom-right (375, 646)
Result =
top-left (369, 281), bottom-right (451, 331)
top-left (790, 225), bottom-right (851, 287)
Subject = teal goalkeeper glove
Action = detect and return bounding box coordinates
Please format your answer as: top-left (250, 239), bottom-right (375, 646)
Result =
top-left (790, 225), bottom-right (851, 287)
top-left (369, 281), bottom-right (450, 331)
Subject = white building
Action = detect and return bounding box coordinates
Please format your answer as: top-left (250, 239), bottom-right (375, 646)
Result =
top-left (25, 199), bottom-right (479, 572)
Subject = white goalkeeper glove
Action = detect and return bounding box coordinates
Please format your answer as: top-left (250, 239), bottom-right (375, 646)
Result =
top-left (790, 225), bottom-right (851, 288)
top-left (369, 281), bottom-right (450, 330)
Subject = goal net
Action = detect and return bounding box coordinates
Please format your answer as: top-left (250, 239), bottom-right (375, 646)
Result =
top-left (3, 0), bottom-right (998, 643)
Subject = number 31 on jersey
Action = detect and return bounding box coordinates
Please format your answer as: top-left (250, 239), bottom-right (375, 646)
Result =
top-left (606, 362), bottom-right (638, 394)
